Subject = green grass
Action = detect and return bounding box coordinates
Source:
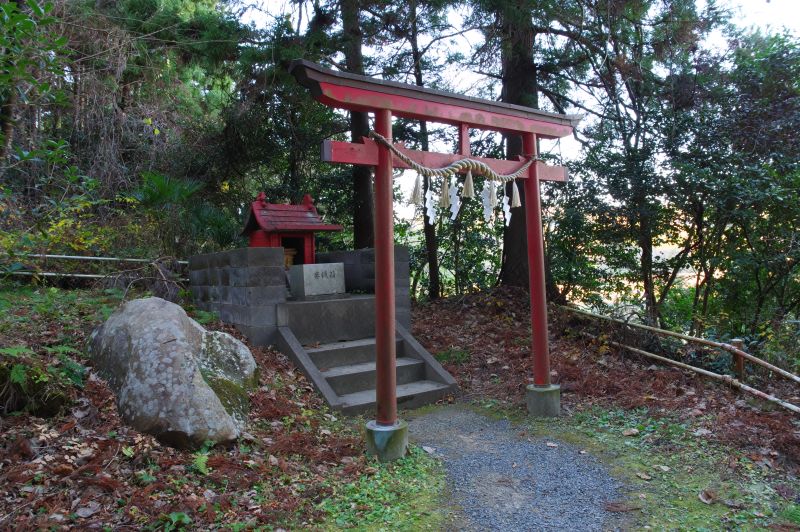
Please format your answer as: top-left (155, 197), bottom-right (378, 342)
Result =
top-left (435, 347), bottom-right (471, 365)
top-left (0, 284), bottom-right (129, 415)
top-left (781, 504), bottom-right (800, 525)
top-left (318, 445), bottom-right (446, 531)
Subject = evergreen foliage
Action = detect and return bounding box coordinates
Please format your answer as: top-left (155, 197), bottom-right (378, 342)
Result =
top-left (0, 0), bottom-right (798, 367)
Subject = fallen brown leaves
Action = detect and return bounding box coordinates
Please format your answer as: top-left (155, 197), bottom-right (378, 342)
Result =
top-left (604, 501), bottom-right (642, 512)
top-left (3, 285), bottom-right (799, 527)
top-left (412, 287), bottom-right (800, 471)
top-left (0, 318), bottom-right (366, 529)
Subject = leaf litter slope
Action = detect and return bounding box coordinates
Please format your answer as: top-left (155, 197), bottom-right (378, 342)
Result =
top-left (0, 287), bottom-right (371, 529)
top-left (412, 286), bottom-right (800, 469)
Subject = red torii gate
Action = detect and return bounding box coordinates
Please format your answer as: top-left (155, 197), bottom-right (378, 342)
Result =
top-left (291, 60), bottom-right (579, 459)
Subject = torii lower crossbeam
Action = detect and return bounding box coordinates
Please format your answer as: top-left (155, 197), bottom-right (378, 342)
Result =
top-left (322, 138), bottom-right (570, 182)
top-left (290, 60), bottom-right (578, 460)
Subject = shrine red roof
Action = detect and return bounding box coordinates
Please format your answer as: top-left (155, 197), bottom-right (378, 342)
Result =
top-left (243, 193), bottom-right (343, 234)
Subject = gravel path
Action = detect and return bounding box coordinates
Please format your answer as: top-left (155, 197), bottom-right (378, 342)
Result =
top-left (407, 406), bottom-right (623, 531)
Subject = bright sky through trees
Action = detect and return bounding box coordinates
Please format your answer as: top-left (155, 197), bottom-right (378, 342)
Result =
top-left (242, 1), bottom-right (800, 40)
top-left (238, 0), bottom-right (800, 215)
top-left (239, 0), bottom-right (800, 138)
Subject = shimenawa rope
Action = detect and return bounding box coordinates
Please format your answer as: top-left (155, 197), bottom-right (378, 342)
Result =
top-left (369, 131), bottom-right (538, 210)
top-left (368, 131), bottom-right (538, 183)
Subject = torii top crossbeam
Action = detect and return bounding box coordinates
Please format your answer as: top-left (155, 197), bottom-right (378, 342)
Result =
top-left (290, 60), bottom-right (578, 436)
top-left (291, 59), bottom-right (579, 136)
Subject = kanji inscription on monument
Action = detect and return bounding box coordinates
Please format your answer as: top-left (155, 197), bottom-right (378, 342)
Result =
top-left (289, 263), bottom-right (345, 298)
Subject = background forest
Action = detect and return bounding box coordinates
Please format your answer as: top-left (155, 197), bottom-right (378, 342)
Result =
top-left (1, 0), bottom-right (798, 369)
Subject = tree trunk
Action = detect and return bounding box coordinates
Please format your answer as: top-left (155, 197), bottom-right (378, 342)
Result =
top-left (0, 0), bottom-right (25, 165)
top-left (0, 90), bottom-right (17, 163)
top-left (409, 0), bottom-right (441, 299)
top-left (690, 202), bottom-right (706, 336)
top-left (631, 172), bottom-right (659, 325)
top-left (699, 275), bottom-right (713, 330)
top-left (287, 110), bottom-right (304, 203)
top-left (498, 4), bottom-right (537, 287)
top-left (421, 132), bottom-right (441, 299)
top-left (639, 225), bottom-right (658, 325)
top-left (341, 0), bottom-right (374, 248)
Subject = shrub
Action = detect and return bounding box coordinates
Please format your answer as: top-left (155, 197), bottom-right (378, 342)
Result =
top-left (0, 345), bottom-right (85, 417)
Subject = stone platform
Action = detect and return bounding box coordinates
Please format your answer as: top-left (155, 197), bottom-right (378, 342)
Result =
top-left (188, 247), bottom-right (456, 414)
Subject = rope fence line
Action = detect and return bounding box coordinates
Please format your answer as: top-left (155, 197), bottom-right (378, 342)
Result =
top-left (557, 304), bottom-right (800, 386)
top-left (8, 271), bottom-right (108, 279)
top-left (2, 254), bottom-right (189, 283)
top-left (23, 253), bottom-right (188, 265)
top-left (579, 331), bottom-right (800, 416)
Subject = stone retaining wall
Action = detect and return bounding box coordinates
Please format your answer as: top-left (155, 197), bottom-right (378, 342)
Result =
top-left (316, 246), bottom-right (411, 329)
top-left (188, 248), bottom-right (287, 345)
top-left (189, 246), bottom-right (412, 344)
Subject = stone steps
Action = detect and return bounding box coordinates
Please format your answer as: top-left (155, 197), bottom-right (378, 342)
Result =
top-left (307, 338), bottom-right (403, 369)
top-left (322, 356), bottom-right (425, 396)
top-left (338, 380), bottom-right (453, 415)
top-left (275, 296), bottom-right (456, 415)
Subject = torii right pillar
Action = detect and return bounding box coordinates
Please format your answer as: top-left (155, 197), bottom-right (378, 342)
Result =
top-left (523, 132), bottom-right (560, 416)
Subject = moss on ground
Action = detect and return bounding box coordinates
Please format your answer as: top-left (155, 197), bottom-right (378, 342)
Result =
top-left (318, 444), bottom-right (446, 531)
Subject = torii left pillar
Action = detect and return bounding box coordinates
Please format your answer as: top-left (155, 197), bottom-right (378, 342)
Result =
top-left (363, 109), bottom-right (409, 461)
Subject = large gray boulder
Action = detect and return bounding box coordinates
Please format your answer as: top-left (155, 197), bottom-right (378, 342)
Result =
top-left (89, 297), bottom-right (258, 449)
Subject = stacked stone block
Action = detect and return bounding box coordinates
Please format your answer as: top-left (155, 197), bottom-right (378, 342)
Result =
top-left (316, 246), bottom-right (411, 329)
top-left (188, 248), bottom-right (287, 345)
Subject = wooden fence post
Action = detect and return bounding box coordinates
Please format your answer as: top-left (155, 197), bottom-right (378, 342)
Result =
top-left (731, 338), bottom-right (745, 381)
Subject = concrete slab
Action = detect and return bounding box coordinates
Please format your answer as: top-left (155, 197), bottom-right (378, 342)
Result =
top-left (229, 266), bottom-right (286, 287)
top-left (188, 254), bottom-right (208, 271)
top-left (229, 247), bottom-right (285, 267)
top-left (277, 295), bottom-right (376, 344)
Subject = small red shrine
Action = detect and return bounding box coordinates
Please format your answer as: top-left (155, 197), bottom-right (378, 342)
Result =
top-left (243, 192), bottom-right (342, 266)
